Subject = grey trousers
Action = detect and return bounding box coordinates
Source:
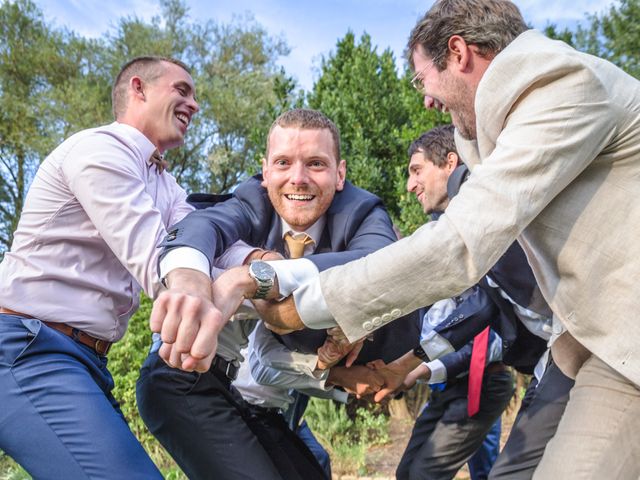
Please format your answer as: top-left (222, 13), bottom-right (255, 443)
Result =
top-left (397, 369), bottom-right (514, 480)
top-left (533, 355), bottom-right (640, 479)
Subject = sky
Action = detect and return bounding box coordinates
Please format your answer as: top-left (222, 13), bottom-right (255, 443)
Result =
top-left (36, 0), bottom-right (618, 90)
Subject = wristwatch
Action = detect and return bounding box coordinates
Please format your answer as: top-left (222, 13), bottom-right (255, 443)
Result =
top-left (413, 345), bottom-right (429, 361)
top-left (248, 261), bottom-right (276, 299)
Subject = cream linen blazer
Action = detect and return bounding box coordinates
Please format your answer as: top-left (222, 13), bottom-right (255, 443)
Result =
top-left (318, 30), bottom-right (640, 386)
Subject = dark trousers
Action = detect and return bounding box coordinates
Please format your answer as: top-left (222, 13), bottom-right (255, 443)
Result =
top-left (244, 404), bottom-right (328, 480)
top-left (0, 315), bottom-right (161, 479)
top-left (284, 391), bottom-right (332, 478)
top-left (489, 360), bottom-right (574, 480)
top-left (137, 351), bottom-right (324, 480)
top-left (468, 418), bottom-right (501, 480)
top-left (397, 369), bottom-right (514, 480)
top-left (297, 420), bottom-right (332, 478)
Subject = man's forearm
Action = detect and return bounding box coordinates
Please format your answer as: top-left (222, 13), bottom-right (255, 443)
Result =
top-left (394, 350), bottom-right (424, 376)
top-left (252, 296), bottom-right (305, 331)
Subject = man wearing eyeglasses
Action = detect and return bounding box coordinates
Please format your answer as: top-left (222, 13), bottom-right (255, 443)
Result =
top-left (151, 1), bottom-right (640, 477)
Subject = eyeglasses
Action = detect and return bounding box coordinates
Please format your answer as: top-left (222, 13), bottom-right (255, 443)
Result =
top-left (410, 60), bottom-right (435, 94)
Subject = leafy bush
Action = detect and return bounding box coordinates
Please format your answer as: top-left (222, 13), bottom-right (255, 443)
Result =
top-left (0, 452), bottom-right (29, 480)
top-left (305, 397), bottom-right (390, 475)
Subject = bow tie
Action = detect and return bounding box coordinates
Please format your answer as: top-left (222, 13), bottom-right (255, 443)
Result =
top-left (149, 150), bottom-right (169, 174)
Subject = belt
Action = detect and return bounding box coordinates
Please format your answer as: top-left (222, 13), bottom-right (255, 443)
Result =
top-left (485, 361), bottom-right (507, 375)
top-left (435, 362), bottom-right (507, 389)
top-left (210, 355), bottom-right (239, 381)
top-left (0, 307), bottom-right (112, 356)
top-left (150, 338), bottom-right (238, 381)
top-left (246, 403), bottom-right (282, 416)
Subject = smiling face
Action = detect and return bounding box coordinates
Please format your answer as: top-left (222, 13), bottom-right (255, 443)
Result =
top-left (412, 45), bottom-right (478, 140)
top-left (262, 126), bottom-right (346, 231)
top-left (136, 61), bottom-right (199, 153)
top-left (406, 150), bottom-right (452, 214)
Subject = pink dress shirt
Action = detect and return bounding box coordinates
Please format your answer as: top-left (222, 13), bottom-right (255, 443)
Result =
top-left (0, 122), bottom-right (192, 341)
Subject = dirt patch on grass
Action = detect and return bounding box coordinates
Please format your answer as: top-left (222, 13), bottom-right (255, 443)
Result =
top-left (334, 404), bottom-right (519, 480)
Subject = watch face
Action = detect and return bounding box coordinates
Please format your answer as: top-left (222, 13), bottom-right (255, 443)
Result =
top-left (251, 261), bottom-right (275, 281)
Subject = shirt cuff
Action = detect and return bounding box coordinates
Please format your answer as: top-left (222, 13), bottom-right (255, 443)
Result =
top-left (215, 241), bottom-right (255, 269)
top-left (266, 259), bottom-right (337, 329)
top-left (420, 330), bottom-right (455, 360)
top-left (160, 247), bottom-right (210, 279)
top-left (293, 277), bottom-right (337, 329)
top-left (291, 352), bottom-right (324, 378)
top-left (425, 359), bottom-right (447, 384)
top-left (332, 389), bottom-right (349, 404)
top-left (266, 258), bottom-right (316, 297)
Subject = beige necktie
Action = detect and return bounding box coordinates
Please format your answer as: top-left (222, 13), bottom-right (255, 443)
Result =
top-left (284, 232), bottom-right (315, 259)
top-left (149, 149), bottom-right (169, 174)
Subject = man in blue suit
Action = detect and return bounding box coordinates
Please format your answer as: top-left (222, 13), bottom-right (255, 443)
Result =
top-left (138, 109), bottom-right (419, 479)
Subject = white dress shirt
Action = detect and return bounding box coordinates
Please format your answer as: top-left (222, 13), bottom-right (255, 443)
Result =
top-left (231, 218), bottom-right (336, 407)
top-left (419, 291), bottom-right (503, 384)
top-left (233, 324), bottom-right (348, 410)
top-left (0, 122), bottom-right (192, 341)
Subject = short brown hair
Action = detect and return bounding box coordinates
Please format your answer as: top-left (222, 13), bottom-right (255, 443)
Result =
top-left (408, 124), bottom-right (458, 168)
top-left (266, 109), bottom-right (341, 161)
top-left (407, 0), bottom-right (528, 70)
top-left (111, 56), bottom-right (191, 119)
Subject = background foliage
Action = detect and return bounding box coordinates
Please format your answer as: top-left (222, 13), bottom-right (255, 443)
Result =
top-left (1, 0), bottom-right (639, 476)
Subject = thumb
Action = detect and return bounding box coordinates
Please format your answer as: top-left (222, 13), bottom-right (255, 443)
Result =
top-left (374, 387), bottom-right (394, 403)
top-left (344, 341), bottom-right (364, 367)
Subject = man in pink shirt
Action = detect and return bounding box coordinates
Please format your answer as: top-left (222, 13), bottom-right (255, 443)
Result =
top-left (0, 56), bottom-right (202, 478)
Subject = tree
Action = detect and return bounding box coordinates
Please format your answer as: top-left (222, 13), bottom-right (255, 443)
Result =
top-left (0, 0), bottom-right (109, 252)
top-left (308, 32), bottom-right (449, 234)
top-left (0, 0), bottom-right (298, 255)
top-left (102, 0), bottom-right (299, 193)
top-left (544, 0), bottom-right (640, 79)
top-left (308, 32), bottom-right (409, 221)
top-left (574, 0), bottom-right (640, 78)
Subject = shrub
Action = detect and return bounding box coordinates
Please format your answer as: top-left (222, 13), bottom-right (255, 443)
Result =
top-left (305, 397), bottom-right (390, 475)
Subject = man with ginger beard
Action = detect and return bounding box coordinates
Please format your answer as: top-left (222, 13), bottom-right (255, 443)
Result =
top-left (138, 108), bottom-right (419, 480)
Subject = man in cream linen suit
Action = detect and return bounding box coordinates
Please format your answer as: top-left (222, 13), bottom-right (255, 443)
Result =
top-left (151, 1), bottom-right (640, 477)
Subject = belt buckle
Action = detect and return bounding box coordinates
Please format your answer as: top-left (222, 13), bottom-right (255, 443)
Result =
top-left (225, 361), bottom-right (238, 381)
top-left (95, 339), bottom-right (111, 356)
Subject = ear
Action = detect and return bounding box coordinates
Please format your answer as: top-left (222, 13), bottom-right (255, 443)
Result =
top-left (335, 159), bottom-right (347, 191)
top-left (261, 157), bottom-right (268, 187)
top-left (130, 76), bottom-right (145, 101)
top-left (445, 152), bottom-right (459, 173)
top-left (447, 35), bottom-right (473, 72)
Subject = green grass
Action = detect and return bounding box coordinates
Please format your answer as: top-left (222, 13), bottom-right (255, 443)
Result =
top-left (305, 397), bottom-right (390, 476)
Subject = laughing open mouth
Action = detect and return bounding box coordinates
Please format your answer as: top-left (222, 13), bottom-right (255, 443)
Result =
top-left (176, 113), bottom-right (189, 127)
top-left (285, 194), bottom-right (315, 201)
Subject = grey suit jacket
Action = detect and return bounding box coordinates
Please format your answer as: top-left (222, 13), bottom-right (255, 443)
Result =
top-left (315, 30), bottom-right (640, 386)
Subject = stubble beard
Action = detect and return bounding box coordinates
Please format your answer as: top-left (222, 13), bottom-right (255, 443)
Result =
top-left (441, 71), bottom-right (477, 140)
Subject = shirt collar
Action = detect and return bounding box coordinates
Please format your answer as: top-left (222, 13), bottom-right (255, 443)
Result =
top-left (280, 215), bottom-right (326, 247)
top-left (112, 121), bottom-right (158, 171)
